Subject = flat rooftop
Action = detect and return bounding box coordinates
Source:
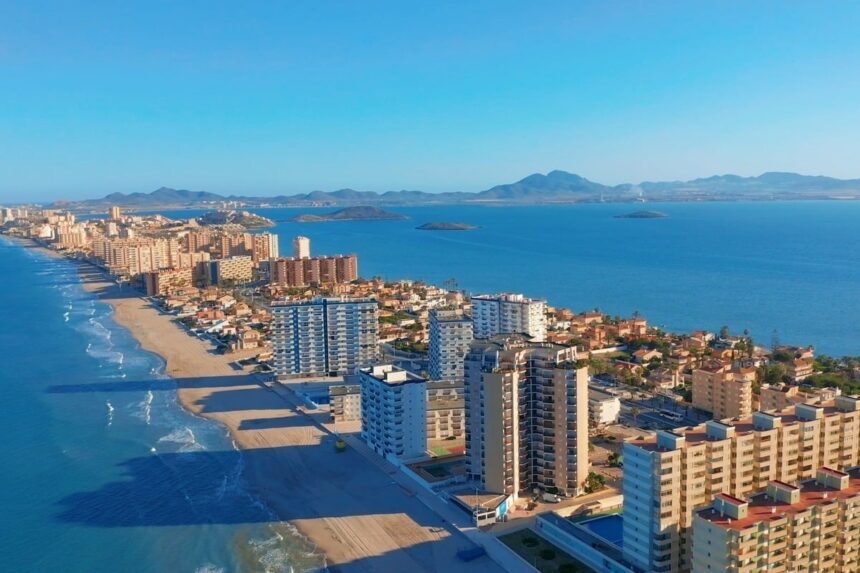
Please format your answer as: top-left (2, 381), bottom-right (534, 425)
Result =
top-left (627, 398), bottom-right (859, 452)
top-left (450, 489), bottom-right (509, 511)
top-left (697, 467), bottom-right (860, 531)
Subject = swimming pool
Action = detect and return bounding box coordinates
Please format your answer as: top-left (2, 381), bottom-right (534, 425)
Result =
top-left (580, 514), bottom-right (624, 547)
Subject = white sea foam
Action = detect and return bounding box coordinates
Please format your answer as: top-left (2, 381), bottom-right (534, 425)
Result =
top-left (194, 566), bottom-right (225, 573)
top-left (143, 390), bottom-right (153, 424)
top-left (63, 311), bottom-right (70, 322)
top-left (106, 400), bottom-right (114, 426)
top-left (158, 426), bottom-right (204, 453)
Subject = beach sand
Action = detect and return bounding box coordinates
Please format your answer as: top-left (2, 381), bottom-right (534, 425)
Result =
top-left (67, 261), bottom-right (502, 573)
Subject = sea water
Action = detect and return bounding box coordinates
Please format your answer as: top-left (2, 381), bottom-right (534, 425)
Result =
top-left (0, 237), bottom-right (324, 572)
top-left (154, 201), bottom-right (859, 356)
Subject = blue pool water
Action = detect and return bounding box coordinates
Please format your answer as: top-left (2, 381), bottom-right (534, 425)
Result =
top-left (581, 514), bottom-right (624, 547)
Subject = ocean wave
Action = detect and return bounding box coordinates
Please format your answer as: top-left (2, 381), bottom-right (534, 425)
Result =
top-left (194, 566), bottom-right (225, 573)
top-left (157, 426), bottom-right (204, 453)
top-left (106, 400), bottom-right (114, 427)
top-left (130, 390), bottom-right (155, 425)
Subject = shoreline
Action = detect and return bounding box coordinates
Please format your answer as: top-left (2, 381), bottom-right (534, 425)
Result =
top-left (12, 238), bottom-right (492, 573)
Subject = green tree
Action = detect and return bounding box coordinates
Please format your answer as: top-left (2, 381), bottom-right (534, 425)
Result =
top-left (584, 472), bottom-right (606, 494)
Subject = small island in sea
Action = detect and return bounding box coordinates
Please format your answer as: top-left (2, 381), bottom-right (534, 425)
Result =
top-left (416, 222), bottom-right (477, 231)
top-left (614, 210), bottom-right (668, 219)
top-left (291, 206), bottom-right (407, 223)
top-left (198, 210), bottom-right (275, 228)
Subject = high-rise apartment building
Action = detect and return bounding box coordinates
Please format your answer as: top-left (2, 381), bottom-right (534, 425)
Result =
top-left (359, 365), bottom-right (427, 461)
top-left (692, 361), bottom-right (754, 420)
top-left (471, 293), bottom-right (547, 342)
top-left (692, 468), bottom-right (860, 573)
top-left (426, 379), bottom-right (465, 441)
top-left (271, 297), bottom-right (378, 378)
top-left (464, 335), bottom-right (589, 499)
top-left (109, 205), bottom-right (122, 220)
top-left (251, 233), bottom-right (279, 263)
top-left (428, 308), bottom-right (473, 381)
top-left (293, 235), bottom-right (310, 259)
top-left (207, 255), bottom-right (254, 285)
top-left (622, 397), bottom-right (860, 573)
top-left (271, 254), bottom-right (358, 287)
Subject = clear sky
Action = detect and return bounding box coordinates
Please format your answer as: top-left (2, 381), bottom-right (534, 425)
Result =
top-left (1, 1), bottom-right (859, 202)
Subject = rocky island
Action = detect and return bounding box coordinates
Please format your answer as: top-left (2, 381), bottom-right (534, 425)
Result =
top-left (291, 206), bottom-right (407, 223)
top-left (198, 210), bottom-right (275, 228)
top-left (416, 222), bottom-right (477, 231)
top-left (614, 210), bottom-right (668, 219)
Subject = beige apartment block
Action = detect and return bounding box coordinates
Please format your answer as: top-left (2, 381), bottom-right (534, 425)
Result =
top-left (426, 380), bottom-right (464, 440)
top-left (692, 361), bottom-right (753, 420)
top-left (623, 396), bottom-right (860, 573)
top-left (692, 468), bottom-right (860, 573)
top-left (464, 335), bottom-right (589, 499)
top-left (759, 384), bottom-right (841, 412)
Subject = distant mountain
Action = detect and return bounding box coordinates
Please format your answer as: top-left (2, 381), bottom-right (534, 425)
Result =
top-left (53, 171), bottom-right (860, 210)
top-left (101, 186), bottom-right (225, 206)
top-left (477, 170), bottom-right (624, 200)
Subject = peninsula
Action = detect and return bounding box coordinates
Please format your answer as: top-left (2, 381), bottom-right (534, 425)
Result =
top-left (291, 205), bottom-right (407, 223)
top-left (416, 222), bottom-right (477, 231)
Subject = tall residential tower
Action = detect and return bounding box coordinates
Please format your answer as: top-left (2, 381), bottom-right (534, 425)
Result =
top-left (464, 335), bottom-right (589, 498)
top-left (471, 293), bottom-right (546, 342)
top-left (271, 297), bottom-right (378, 378)
top-left (428, 308), bottom-right (473, 381)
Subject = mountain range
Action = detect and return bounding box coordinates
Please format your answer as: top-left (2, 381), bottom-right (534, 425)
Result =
top-left (52, 171), bottom-right (860, 209)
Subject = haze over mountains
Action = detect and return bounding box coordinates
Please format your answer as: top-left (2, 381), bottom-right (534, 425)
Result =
top-left (54, 170), bottom-right (860, 209)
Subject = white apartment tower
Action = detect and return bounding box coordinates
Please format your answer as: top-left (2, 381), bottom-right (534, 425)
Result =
top-left (293, 235), bottom-right (311, 259)
top-left (428, 308), bottom-right (473, 381)
top-left (271, 297), bottom-right (378, 378)
top-left (470, 293), bottom-right (546, 342)
top-left (464, 335), bottom-right (589, 499)
top-left (359, 365), bottom-right (427, 461)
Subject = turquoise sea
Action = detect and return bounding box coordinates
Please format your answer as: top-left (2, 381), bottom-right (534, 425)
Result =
top-left (165, 201), bottom-right (860, 356)
top-left (0, 238), bottom-right (324, 572)
top-left (1, 201), bottom-right (858, 572)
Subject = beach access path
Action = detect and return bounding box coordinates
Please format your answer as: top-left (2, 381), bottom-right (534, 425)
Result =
top-left (74, 264), bottom-right (507, 573)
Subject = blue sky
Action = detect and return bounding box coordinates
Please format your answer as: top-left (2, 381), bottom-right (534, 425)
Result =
top-left (1, 1), bottom-right (859, 202)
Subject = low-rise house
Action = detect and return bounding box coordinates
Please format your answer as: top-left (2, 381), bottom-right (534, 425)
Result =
top-left (632, 348), bottom-right (662, 364)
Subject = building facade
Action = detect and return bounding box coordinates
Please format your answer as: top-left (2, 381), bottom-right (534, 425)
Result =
top-left (426, 379), bottom-right (465, 440)
top-left (692, 468), bottom-right (860, 573)
top-left (692, 361), bottom-right (754, 420)
top-left (272, 254), bottom-right (358, 287)
top-left (428, 308), bottom-right (473, 381)
top-left (293, 235), bottom-right (310, 259)
top-left (207, 256), bottom-right (253, 285)
top-left (329, 384), bottom-right (361, 422)
top-left (470, 293), bottom-right (547, 342)
top-left (588, 388), bottom-right (621, 426)
top-left (359, 365), bottom-right (427, 461)
top-left (622, 397), bottom-right (860, 573)
top-left (464, 335), bottom-right (589, 499)
top-left (271, 297), bottom-right (378, 378)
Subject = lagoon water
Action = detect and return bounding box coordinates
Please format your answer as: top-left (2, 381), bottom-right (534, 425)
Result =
top-left (0, 238), bottom-right (323, 573)
top-left (175, 201), bottom-right (858, 356)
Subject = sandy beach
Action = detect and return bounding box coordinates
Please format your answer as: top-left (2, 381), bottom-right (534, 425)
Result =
top-left (59, 258), bottom-right (503, 573)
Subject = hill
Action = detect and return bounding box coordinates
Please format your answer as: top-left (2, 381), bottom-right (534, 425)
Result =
top-left (291, 206), bottom-right (408, 223)
top-left (52, 171), bottom-right (860, 211)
